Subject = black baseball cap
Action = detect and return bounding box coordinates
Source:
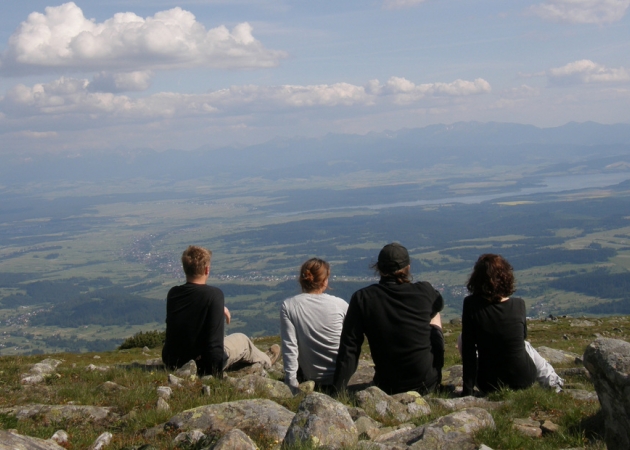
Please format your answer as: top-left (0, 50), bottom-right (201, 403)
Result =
top-left (378, 243), bottom-right (410, 273)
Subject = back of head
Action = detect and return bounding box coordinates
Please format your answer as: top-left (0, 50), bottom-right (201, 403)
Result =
top-left (181, 245), bottom-right (212, 277)
top-left (373, 243), bottom-right (412, 284)
top-left (299, 258), bottom-right (330, 293)
top-left (466, 253), bottom-right (515, 303)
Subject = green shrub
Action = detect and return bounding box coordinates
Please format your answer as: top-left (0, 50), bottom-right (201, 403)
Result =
top-left (118, 330), bottom-right (165, 350)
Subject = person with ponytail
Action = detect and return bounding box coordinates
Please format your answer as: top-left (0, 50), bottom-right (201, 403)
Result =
top-left (280, 258), bottom-right (348, 394)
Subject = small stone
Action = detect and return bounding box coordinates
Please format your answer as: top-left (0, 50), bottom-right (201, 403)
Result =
top-left (142, 346), bottom-right (150, 352)
top-left (157, 386), bottom-right (172, 399)
top-left (89, 432), bottom-right (112, 450)
top-left (299, 380), bottom-right (315, 393)
top-left (168, 374), bottom-right (184, 387)
top-left (563, 334), bottom-right (570, 340)
top-left (51, 430), bottom-right (69, 444)
top-left (86, 364), bottom-right (110, 372)
top-left (174, 360), bottom-right (197, 379)
top-left (98, 381), bottom-right (127, 392)
top-left (201, 385), bottom-right (212, 396)
top-left (355, 415), bottom-right (381, 436)
top-left (156, 398), bottom-right (170, 411)
top-left (93, 355), bottom-right (101, 359)
top-left (541, 420), bottom-right (560, 433)
top-left (173, 429), bottom-right (205, 444)
top-left (512, 418), bottom-right (542, 438)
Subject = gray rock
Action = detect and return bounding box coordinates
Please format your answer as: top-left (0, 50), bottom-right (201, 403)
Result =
top-left (427, 396), bottom-right (503, 412)
top-left (20, 359), bottom-right (62, 385)
top-left (86, 364), bottom-right (111, 372)
top-left (583, 338), bottom-right (630, 450)
top-left (173, 429), bottom-right (205, 444)
top-left (174, 360), bottom-right (197, 378)
top-left (346, 406), bottom-right (369, 421)
top-left (355, 415), bottom-right (382, 438)
top-left (0, 430), bottom-right (66, 450)
top-left (142, 346), bottom-right (150, 352)
top-left (374, 408), bottom-right (494, 449)
top-left (348, 359), bottom-right (375, 391)
top-left (226, 374), bottom-right (293, 398)
top-left (0, 404), bottom-right (113, 423)
top-left (563, 389), bottom-right (598, 402)
top-left (165, 398), bottom-right (294, 443)
top-left (512, 418), bottom-right (542, 438)
top-left (409, 407), bottom-right (495, 449)
top-left (168, 374), bottom-right (184, 386)
top-left (50, 430), bottom-right (69, 445)
top-left (356, 386), bottom-right (430, 423)
top-left (89, 432), bottom-right (112, 450)
top-left (441, 364), bottom-right (463, 388)
top-left (557, 367), bottom-right (590, 378)
top-left (93, 355), bottom-right (101, 359)
top-left (373, 424), bottom-right (417, 443)
top-left (212, 429), bottom-right (258, 450)
top-left (541, 420), bottom-right (560, 434)
top-left (157, 386), bottom-right (172, 399)
top-left (284, 392), bottom-right (358, 449)
top-left (536, 346), bottom-right (581, 365)
top-left (227, 362), bottom-right (268, 378)
top-left (98, 381), bottom-right (127, 392)
top-left (202, 385), bottom-right (212, 396)
top-left (156, 398), bottom-right (170, 411)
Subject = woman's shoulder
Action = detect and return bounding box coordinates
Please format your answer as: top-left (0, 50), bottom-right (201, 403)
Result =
top-left (321, 293), bottom-right (350, 307)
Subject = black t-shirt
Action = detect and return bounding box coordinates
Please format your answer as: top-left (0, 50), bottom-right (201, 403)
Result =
top-left (161, 283), bottom-right (225, 375)
top-left (334, 279), bottom-right (444, 394)
top-left (461, 295), bottom-right (537, 395)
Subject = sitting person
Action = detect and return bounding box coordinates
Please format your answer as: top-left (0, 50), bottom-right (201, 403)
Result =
top-left (461, 253), bottom-right (563, 396)
top-left (280, 258), bottom-right (348, 393)
top-left (162, 245), bottom-right (279, 375)
top-left (333, 243), bottom-right (444, 395)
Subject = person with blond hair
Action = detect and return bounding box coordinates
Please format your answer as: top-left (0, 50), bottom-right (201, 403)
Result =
top-left (280, 258), bottom-right (348, 393)
top-left (162, 245), bottom-right (279, 376)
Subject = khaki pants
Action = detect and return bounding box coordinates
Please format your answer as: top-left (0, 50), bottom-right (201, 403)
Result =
top-left (223, 333), bottom-right (271, 370)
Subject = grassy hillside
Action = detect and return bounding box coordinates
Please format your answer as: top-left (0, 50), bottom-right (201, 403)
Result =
top-left (1, 316), bottom-right (627, 449)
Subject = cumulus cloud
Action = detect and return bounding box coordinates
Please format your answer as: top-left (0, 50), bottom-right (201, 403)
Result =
top-left (548, 60), bottom-right (630, 84)
top-left (0, 75), bottom-right (492, 120)
top-left (531, 0), bottom-right (630, 24)
top-left (0, 2), bottom-right (286, 75)
top-left (87, 71), bottom-right (153, 93)
top-left (383, 0), bottom-right (428, 9)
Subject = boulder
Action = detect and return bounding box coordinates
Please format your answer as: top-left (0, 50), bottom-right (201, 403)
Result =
top-left (583, 338), bottom-right (630, 450)
top-left (356, 386), bottom-right (430, 423)
top-left (427, 396), bottom-right (503, 412)
top-left (226, 374), bottom-right (293, 398)
top-left (164, 398), bottom-right (294, 443)
top-left (0, 430), bottom-right (66, 450)
top-left (536, 347), bottom-right (581, 365)
top-left (373, 407), bottom-right (494, 450)
top-left (212, 429), bottom-right (258, 450)
top-left (284, 392), bottom-right (358, 449)
top-left (0, 404), bottom-right (113, 423)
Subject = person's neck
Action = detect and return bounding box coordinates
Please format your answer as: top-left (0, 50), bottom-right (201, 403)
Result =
top-left (186, 275), bottom-right (208, 285)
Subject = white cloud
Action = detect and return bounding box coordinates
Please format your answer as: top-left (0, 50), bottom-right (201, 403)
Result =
top-left (87, 71), bottom-right (153, 93)
top-left (0, 2), bottom-right (286, 75)
top-left (531, 0), bottom-right (630, 24)
top-left (383, 0), bottom-right (428, 9)
top-left (548, 60), bottom-right (630, 84)
top-left (1, 76), bottom-right (492, 121)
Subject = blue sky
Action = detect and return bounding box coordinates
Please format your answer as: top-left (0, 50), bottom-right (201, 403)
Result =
top-left (1, 0), bottom-right (629, 154)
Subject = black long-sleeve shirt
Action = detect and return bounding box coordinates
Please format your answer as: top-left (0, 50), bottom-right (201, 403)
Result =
top-left (161, 282), bottom-right (225, 375)
top-left (461, 295), bottom-right (537, 395)
top-left (333, 279), bottom-right (443, 395)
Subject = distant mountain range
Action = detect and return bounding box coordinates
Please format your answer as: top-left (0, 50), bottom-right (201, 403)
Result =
top-left (3, 121), bottom-right (630, 184)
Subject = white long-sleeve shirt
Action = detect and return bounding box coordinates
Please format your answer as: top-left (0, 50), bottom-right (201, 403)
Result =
top-left (280, 292), bottom-right (348, 389)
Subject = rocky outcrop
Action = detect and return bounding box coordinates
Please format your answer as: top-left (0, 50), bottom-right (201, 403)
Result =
top-left (284, 392), bottom-right (358, 449)
top-left (356, 386), bottom-right (430, 422)
top-left (20, 359), bottom-right (62, 385)
top-left (163, 398), bottom-right (295, 442)
top-left (0, 404), bottom-right (114, 423)
top-left (226, 374), bottom-right (293, 398)
top-left (0, 430), bottom-right (66, 450)
top-left (583, 338), bottom-right (630, 450)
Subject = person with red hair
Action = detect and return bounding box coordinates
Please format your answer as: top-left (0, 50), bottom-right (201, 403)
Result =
top-left (461, 254), bottom-right (563, 395)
